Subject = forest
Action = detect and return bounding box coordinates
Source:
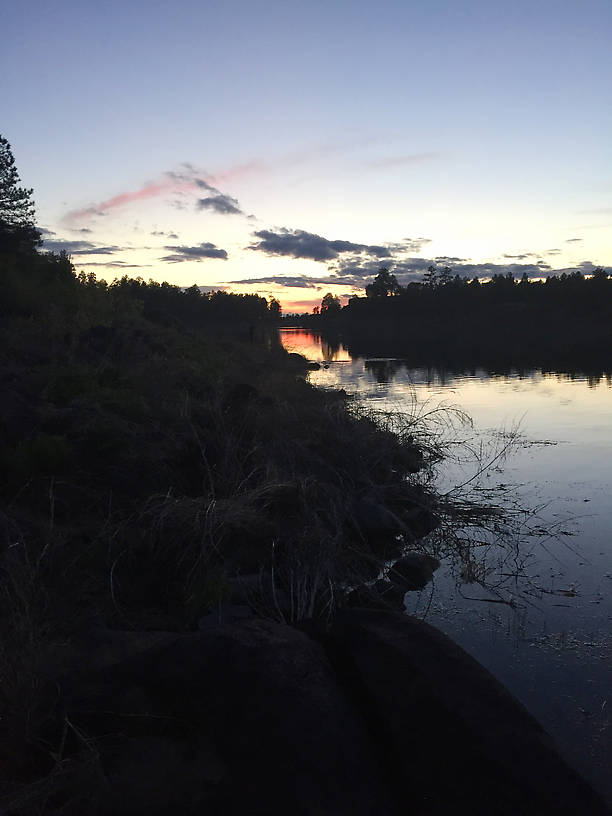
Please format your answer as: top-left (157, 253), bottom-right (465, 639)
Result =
top-left (296, 265), bottom-right (612, 366)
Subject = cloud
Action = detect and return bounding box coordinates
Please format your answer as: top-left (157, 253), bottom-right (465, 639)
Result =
top-left (247, 228), bottom-right (382, 261)
top-left (431, 255), bottom-right (466, 264)
top-left (192, 284), bottom-right (231, 294)
top-left (330, 255), bottom-right (611, 287)
top-left (545, 249), bottom-right (561, 255)
top-left (42, 238), bottom-right (125, 255)
top-left (61, 163), bottom-right (248, 225)
top-left (502, 253), bottom-right (536, 260)
top-left (247, 228), bottom-right (431, 263)
top-left (387, 237), bottom-right (433, 253)
top-left (230, 275), bottom-right (321, 289)
top-left (74, 261), bottom-right (150, 268)
top-left (230, 273), bottom-right (374, 291)
top-left (565, 237), bottom-right (583, 243)
top-left (151, 230), bottom-right (179, 238)
top-left (196, 194), bottom-right (243, 215)
top-left (160, 242), bottom-right (228, 262)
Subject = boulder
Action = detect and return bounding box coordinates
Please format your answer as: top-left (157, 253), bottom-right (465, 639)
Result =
top-left (345, 581), bottom-right (405, 612)
top-left (388, 552), bottom-right (440, 590)
top-left (327, 609), bottom-right (608, 816)
top-left (58, 619), bottom-right (398, 815)
top-left (353, 498), bottom-right (406, 535)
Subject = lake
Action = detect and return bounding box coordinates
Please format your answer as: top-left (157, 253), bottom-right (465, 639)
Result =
top-left (280, 327), bottom-right (612, 803)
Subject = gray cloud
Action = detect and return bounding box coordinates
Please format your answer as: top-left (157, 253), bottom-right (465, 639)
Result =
top-left (330, 256), bottom-right (609, 286)
top-left (247, 228), bottom-right (431, 263)
top-left (160, 242), bottom-right (228, 263)
top-left (230, 275), bottom-right (320, 289)
top-left (387, 237), bottom-right (433, 253)
top-left (167, 168), bottom-right (246, 216)
top-left (247, 228), bottom-right (382, 261)
top-left (151, 230), bottom-right (179, 238)
top-left (229, 273), bottom-right (376, 290)
top-left (192, 284), bottom-right (230, 294)
top-left (75, 261), bottom-right (150, 268)
top-left (565, 237), bottom-right (583, 243)
top-left (42, 238), bottom-right (125, 255)
top-left (196, 194), bottom-right (243, 215)
top-left (503, 253), bottom-right (536, 260)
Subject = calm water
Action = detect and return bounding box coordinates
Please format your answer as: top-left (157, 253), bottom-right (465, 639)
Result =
top-left (280, 327), bottom-right (612, 802)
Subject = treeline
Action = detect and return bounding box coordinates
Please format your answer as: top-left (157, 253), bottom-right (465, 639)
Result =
top-left (289, 265), bottom-right (612, 366)
top-left (1, 250), bottom-right (279, 336)
top-left (352, 265), bottom-right (612, 313)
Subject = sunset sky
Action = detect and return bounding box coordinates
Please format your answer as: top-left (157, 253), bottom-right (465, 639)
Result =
top-left (3, 0), bottom-right (611, 311)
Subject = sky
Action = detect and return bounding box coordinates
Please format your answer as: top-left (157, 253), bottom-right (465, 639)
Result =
top-left (3, 0), bottom-right (611, 311)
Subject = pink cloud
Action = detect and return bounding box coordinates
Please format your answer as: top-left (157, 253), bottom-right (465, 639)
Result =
top-left (61, 162), bottom-right (264, 226)
top-left (59, 137), bottom-right (392, 226)
top-left (62, 174), bottom-right (203, 225)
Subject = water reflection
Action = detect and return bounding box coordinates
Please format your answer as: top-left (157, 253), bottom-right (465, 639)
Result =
top-left (364, 358), bottom-right (401, 384)
top-left (280, 327), bottom-right (351, 362)
top-left (279, 327), bottom-right (612, 803)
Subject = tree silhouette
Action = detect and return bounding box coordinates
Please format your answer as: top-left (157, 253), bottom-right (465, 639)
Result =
top-left (0, 135), bottom-right (41, 252)
top-left (422, 265), bottom-right (438, 288)
top-left (365, 266), bottom-right (402, 297)
top-left (321, 292), bottom-right (341, 316)
top-left (268, 296), bottom-right (281, 318)
top-left (591, 266), bottom-right (609, 282)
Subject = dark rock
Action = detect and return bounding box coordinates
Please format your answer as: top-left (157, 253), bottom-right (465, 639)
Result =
top-left (388, 552), bottom-right (440, 590)
top-left (101, 733), bottom-right (229, 815)
top-left (328, 609), bottom-right (608, 816)
top-left (346, 584), bottom-right (379, 608)
top-left (287, 352), bottom-right (306, 366)
top-left (306, 361), bottom-right (321, 370)
top-left (60, 619), bottom-right (397, 815)
top-left (353, 498), bottom-right (406, 535)
top-left (372, 580), bottom-right (406, 610)
top-left (345, 581), bottom-right (405, 612)
top-left (399, 506), bottom-right (440, 540)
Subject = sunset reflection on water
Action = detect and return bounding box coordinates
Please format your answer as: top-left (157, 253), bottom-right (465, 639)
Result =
top-left (279, 327), bottom-right (352, 362)
top-left (279, 327), bottom-right (612, 803)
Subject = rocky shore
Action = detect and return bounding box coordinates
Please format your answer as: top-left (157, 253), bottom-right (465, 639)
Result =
top-left (4, 609), bottom-right (608, 815)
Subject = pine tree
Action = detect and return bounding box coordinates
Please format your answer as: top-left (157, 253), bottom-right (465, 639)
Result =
top-left (0, 135), bottom-right (41, 252)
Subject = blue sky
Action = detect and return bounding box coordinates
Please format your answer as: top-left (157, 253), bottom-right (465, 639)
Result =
top-left (3, 0), bottom-right (611, 309)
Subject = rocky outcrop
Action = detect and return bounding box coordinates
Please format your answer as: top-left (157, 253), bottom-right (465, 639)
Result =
top-left (388, 552), bottom-right (441, 590)
top-left (326, 610), bottom-right (608, 815)
top-left (7, 612), bottom-right (608, 815)
top-left (52, 619), bottom-right (397, 816)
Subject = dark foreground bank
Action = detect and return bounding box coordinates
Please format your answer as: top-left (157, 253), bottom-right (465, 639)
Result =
top-left (3, 609), bottom-right (607, 815)
top-left (1, 252), bottom-right (608, 814)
